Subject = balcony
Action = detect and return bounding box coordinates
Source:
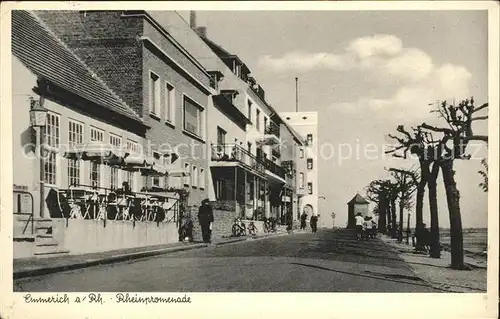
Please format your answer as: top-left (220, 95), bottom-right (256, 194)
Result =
top-left (262, 157), bottom-right (285, 179)
top-left (256, 120), bottom-right (281, 146)
top-left (211, 143), bottom-right (264, 173)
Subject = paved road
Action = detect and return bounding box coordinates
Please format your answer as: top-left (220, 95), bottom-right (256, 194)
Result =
top-left (14, 229), bottom-right (436, 292)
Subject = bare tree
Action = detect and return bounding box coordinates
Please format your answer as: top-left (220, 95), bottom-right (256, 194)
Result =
top-left (388, 167), bottom-right (418, 242)
top-left (421, 98), bottom-right (488, 269)
top-left (386, 126), bottom-right (440, 256)
top-left (365, 179), bottom-right (399, 235)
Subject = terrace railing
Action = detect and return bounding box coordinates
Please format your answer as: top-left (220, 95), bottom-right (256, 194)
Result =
top-left (211, 143), bottom-right (265, 173)
top-left (265, 120), bottom-right (280, 139)
top-left (262, 157), bottom-right (285, 179)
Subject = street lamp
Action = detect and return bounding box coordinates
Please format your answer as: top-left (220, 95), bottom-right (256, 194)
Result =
top-left (30, 96), bottom-right (48, 218)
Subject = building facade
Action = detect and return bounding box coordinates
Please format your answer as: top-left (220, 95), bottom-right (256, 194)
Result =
top-left (280, 112), bottom-right (319, 224)
top-left (36, 10), bottom-right (215, 209)
top-left (11, 11), bottom-right (186, 258)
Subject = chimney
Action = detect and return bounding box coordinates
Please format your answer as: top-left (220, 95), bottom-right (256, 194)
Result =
top-left (196, 26), bottom-right (207, 37)
top-left (190, 11), bottom-right (197, 29)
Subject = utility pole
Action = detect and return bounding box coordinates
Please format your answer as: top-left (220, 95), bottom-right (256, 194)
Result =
top-left (295, 77), bottom-right (299, 112)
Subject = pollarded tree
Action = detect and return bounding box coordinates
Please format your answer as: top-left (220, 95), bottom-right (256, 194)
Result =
top-left (421, 98), bottom-right (488, 269)
top-left (388, 167), bottom-right (418, 243)
top-left (386, 126), bottom-right (441, 257)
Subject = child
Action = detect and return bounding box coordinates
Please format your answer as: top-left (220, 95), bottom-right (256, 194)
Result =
top-left (362, 216), bottom-right (373, 240)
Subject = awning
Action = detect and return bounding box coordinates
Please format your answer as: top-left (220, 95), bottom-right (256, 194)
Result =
top-left (63, 142), bottom-right (128, 162)
top-left (140, 164), bottom-right (168, 177)
top-left (167, 167), bottom-right (191, 177)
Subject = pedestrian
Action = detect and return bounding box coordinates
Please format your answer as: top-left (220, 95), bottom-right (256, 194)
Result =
top-left (370, 216), bottom-right (378, 238)
top-left (198, 198), bottom-right (214, 243)
top-left (354, 212), bottom-right (364, 240)
top-left (363, 216), bottom-right (373, 240)
top-left (310, 214), bottom-right (318, 233)
top-left (179, 213), bottom-right (194, 242)
top-left (300, 212), bottom-right (307, 230)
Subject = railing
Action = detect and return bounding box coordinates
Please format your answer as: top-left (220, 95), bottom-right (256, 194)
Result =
top-left (13, 190), bottom-right (34, 235)
top-left (262, 157), bottom-right (285, 178)
top-left (53, 184), bottom-right (180, 224)
top-left (265, 120), bottom-right (280, 138)
top-left (211, 143), bottom-right (264, 173)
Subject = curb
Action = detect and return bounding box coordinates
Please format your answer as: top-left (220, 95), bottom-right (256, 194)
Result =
top-left (14, 232), bottom-right (292, 279)
top-left (14, 243), bottom-right (208, 280)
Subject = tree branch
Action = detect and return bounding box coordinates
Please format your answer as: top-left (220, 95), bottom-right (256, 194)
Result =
top-left (471, 116), bottom-right (488, 121)
top-left (472, 103), bottom-right (488, 114)
top-left (420, 123), bottom-right (454, 134)
top-left (465, 135), bottom-right (489, 143)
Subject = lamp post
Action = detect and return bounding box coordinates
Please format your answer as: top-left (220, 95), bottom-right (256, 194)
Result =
top-left (30, 96), bottom-right (48, 218)
top-left (406, 212), bottom-right (411, 245)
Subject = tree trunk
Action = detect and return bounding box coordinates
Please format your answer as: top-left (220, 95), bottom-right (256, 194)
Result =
top-left (398, 198), bottom-right (404, 242)
top-left (428, 162), bottom-right (441, 258)
top-left (415, 161), bottom-right (429, 250)
top-left (378, 199), bottom-right (387, 233)
top-left (391, 199), bottom-right (397, 239)
top-left (441, 159), bottom-right (466, 269)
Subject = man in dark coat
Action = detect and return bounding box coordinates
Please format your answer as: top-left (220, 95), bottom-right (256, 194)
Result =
top-left (198, 198), bottom-right (214, 243)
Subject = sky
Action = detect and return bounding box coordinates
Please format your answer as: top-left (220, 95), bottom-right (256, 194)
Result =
top-left (179, 10), bottom-right (489, 228)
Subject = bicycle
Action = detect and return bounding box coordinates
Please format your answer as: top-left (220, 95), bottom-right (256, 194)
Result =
top-left (247, 221), bottom-right (257, 236)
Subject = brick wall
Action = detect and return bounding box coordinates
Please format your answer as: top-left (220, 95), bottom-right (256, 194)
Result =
top-left (188, 205), bottom-right (238, 241)
top-left (35, 11), bottom-right (145, 116)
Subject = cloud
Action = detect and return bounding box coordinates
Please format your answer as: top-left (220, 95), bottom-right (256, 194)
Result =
top-left (259, 52), bottom-right (353, 72)
top-left (333, 63), bottom-right (472, 119)
top-left (346, 34), bottom-right (403, 58)
top-left (258, 33), bottom-right (472, 119)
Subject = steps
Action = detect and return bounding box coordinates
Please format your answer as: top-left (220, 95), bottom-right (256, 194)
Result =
top-left (14, 215), bottom-right (69, 258)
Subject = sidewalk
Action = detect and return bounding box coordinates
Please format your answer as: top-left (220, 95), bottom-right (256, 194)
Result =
top-left (380, 235), bottom-right (487, 292)
top-left (14, 230), bottom-right (289, 279)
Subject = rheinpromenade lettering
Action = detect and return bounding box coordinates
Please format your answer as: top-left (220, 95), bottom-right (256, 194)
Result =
top-left (22, 293), bottom-right (192, 305)
top-left (116, 293), bottom-right (191, 304)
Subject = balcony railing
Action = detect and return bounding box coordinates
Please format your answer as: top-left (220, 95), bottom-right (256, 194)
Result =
top-left (262, 157), bottom-right (285, 179)
top-left (265, 120), bottom-right (280, 138)
top-left (211, 143), bottom-right (264, 173)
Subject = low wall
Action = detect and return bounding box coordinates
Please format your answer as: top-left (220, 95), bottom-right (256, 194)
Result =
top-left (51, 219), bottom-right (179, 255)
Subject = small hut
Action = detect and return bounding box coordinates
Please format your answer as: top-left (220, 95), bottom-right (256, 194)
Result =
top-left (347, 193), bottom-right (369, 229)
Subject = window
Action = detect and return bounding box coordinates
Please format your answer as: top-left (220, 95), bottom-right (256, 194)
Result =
top-left (247, 142), bottom-right (252, 154)
top-left (192, 165), bottom-right (198, 188)
top-left (307, 134), bottom-right (313, 146)
top-left (307, 158), bottom-right (313, 170)
top-left (299, 148), bottom-right (304, 159)
top-left (109, 134), bottom-right (121, 148)
top-left (68, 120), bottom-right (83, 186)
top-left (149, 71), bottom-right (160, 115)
top-left (108, 134), bottom-right (122, 190)
top-left (126, 139), bottom-right (138, 153)
top-left (165, 82), bottom-right (175, 123)
top-left (308, 182), bottom-right (313, 195)
top-left (90, 162), bottom-right (100, 188)
top-left (247, 100), bottom-right (252, 121)
top-left (299, 173), bottom-right (304, 189)
top-left (126, 139), bottom-right (138, 191)
top-left (90, 126), bottom-right (104, 142)
top-left (184, 163), bottom-right (190, 187)
top-left (264, 117), bottom-right (268, 131)
top-left (217, 126), bottom-right (226, 146)
top-left (152, 152), bottom-right (161, 187)
top-left (43, 113), bottom-right (59, 185)
top-left (89, 127), bottom-right (104, 188)
top-left (44, 112), bottom-right (60, 148)
top-left (256, 109), bottom-right (261, 131)
top-left (183, 96), bottom-right (204, 137)
top-left (199, 168), bottom-right (205, 189)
